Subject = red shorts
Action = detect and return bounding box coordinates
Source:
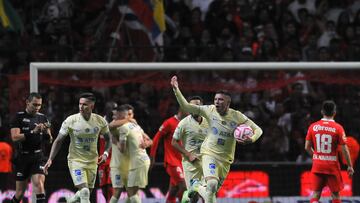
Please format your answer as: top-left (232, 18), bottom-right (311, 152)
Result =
top-left (311, 172), bottom-right (343, 192)
top-left (98, 164), bottom-right (111, 187)
top-left (165, 164), bottom-right (185, 186)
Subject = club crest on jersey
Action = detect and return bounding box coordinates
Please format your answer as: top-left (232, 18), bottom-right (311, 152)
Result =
top-left (230, 121), bottom-right (237, 128)
top-left (221, 121), bottom-right (227, 125)
top-left (212, 127), bottom-right (218, 135)
top-left (85, 128), bottom-right (90, 133)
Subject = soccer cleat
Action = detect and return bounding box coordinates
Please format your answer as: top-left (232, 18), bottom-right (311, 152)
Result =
top-left (65, 195), bottom-right (79, 203)
top-left (188, 178), bottom-right (200, 199)
top-left (181, 190), bottom-right (190, 203)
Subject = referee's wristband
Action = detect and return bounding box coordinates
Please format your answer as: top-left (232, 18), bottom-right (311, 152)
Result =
top-left (103, 151), bottom-right (109, 158)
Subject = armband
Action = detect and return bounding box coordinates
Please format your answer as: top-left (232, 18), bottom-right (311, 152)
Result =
top-left (103, 151), bottom-right (109, 157)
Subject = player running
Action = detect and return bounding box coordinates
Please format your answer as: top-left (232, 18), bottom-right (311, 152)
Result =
top-left (44, 92), bottom-right (111, 203)
top-left (171, 96), bottom-right (209, 203)
top-left (170, 76), bottom-right (263, 203)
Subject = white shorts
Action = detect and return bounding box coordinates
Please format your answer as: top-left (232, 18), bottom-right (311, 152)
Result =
top-left (182, 159), bottom-right (203, 189)
top-left (68, 160), bottom-right (97, 188)
top-left (127, 160), bottom-right (150, 188)
top-left (110, 167), bottom-right (128, 188)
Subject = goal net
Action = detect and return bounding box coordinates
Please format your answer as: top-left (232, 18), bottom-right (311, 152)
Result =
top-left (5, 62), bottom-right (360, 203)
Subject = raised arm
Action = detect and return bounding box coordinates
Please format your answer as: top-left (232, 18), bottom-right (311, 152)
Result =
top-left (170, 76), bottom-right (202, 115)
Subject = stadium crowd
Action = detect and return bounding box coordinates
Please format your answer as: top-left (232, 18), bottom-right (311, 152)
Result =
top-left (1, 0), bottom-right (360, 166)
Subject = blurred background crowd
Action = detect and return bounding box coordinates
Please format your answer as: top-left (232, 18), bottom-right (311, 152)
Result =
top-left (1, 0), bottom-right (360, 165)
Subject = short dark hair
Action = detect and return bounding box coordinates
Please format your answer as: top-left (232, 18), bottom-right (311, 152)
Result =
top-left (79, 92), bottom-right (96, 102)
top-left (322, 100), bottom-right (336, 116)
top-left (116, 104), bottom-right (130, 113)
top-left (27, 92), bottom-right (42, 101)
top-left (188, 95), bottom-right (203, 104)
top-left (122, 104), bottom-right (134, 111)
top-left (215, 90), bottom-right (232, 99)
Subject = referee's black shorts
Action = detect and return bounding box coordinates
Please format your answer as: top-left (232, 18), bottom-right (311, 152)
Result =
top-left (13, 150), bottom-right (46, 181)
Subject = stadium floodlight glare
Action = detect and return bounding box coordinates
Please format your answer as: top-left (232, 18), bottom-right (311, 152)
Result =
top-left (29, 62), bottom-right (360, 92)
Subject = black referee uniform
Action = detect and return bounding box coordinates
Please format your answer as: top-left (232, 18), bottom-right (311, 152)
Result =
top-left (10, 111), bottom-right (51, 181)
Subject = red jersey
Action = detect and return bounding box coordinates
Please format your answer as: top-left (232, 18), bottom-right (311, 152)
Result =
top-left (306, 118), bottom-right (346, 175)
top-left (338, 136), bottom-right (359, 166)
top-left (99, 134), bottom-right (111, 166)
top-left (150, 115), bottom-right (182, 167)
top-left (0, 142), bottom-right (12, 172)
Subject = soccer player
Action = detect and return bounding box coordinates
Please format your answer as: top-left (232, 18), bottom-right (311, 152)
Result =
top-left (117, 104), bottom-right (153, 203)
top-left (109, 104), bottom-right (136, 203)
top-left (10, 92), bottom-right (52, 203)
top-left (43, 92), bottom-right (111, 203)
top-left (150, 109), bottom-right (187, 203)
top-left (171, 96), bottom-right (209, 203)
top-left (170, 76), bottom-right (263, 203)
top-left (305, 100), bottom-right (354, 203)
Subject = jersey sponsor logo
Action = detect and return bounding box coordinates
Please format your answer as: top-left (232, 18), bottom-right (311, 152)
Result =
top-left (312, 125), bottom-right (336, 133)
top-left (217, 138), bottom-right (225, 145)
top-left (76, 137), bottom-right (96, 143)
top-left (22, 118), bottom-right (30, 122)
top-left (219, 131), bottom-right (231, 137)
top-left (189, 139), bottom-right (203, 146)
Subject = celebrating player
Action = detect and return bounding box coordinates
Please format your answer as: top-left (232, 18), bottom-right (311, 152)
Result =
top-left (116, 104), bottom-right (152, 203)
top-left (170, 76), bottom-right (263, 203)
top-left (150, 109), bottom-right (187, 203)
top-left (171, 96), bottom-right (209, 203)
top-left (109, 104), bottom-right (138, 203)
top-left (43, 92), bottom-right (111, 203)
top-left (10, 92), bottom-right (52, 203)
top-left (305, 100), bottom-right (354, 203)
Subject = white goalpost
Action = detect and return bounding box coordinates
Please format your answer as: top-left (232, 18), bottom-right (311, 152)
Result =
top-left (29, 62), bottom-right (360, 92)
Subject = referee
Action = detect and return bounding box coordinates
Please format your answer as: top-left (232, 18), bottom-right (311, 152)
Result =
top-left (10, 92), bottom-right (52, 203)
